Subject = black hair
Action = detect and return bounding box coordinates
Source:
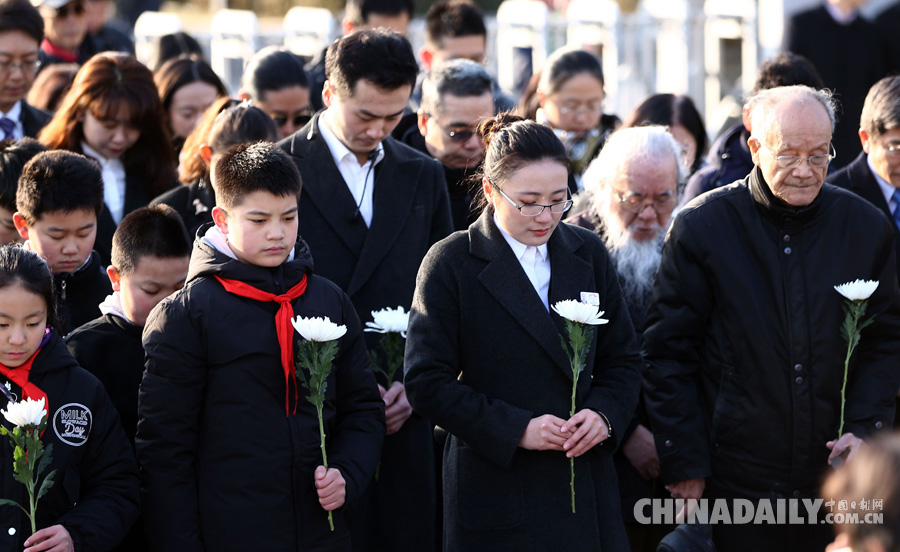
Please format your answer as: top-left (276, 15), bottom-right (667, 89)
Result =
top-left (537, 49), bottom-right (604, 96)
top-left (154, 55), bottom-right (229, 136)
top-left (0, 0), bottom-right (43, 44)
top-left (750, 52), bottom-right (825, 97)
top-left (345, 0), bottom-right (414, 28)
top-left (420, 59), bottom-right (492, 115)
top-left (16, 150), bottom-right (104, 225)
top-left (208, 103), bottom-right (278, 155)
top-left (25, 63), bottom-right (78, 112)
top-left (861, 76), bottom-right (900, 138)
top-left (147, 32), bottom-right (204, 72)
top-left (240, 46), bottom-right (309, 102)
top-left (475, 112), bottom-right (569, 211)
top-left (0, 246), bottom-right (59, 330)
top-left (0, 138), bottom-right (47, 212)
top-left (425, 0), bottom-right (486, 46)
top-left (325, 28), bottom-right (418, 98)
top-left (213, 142), bottom-right (301, 210)
top-left (111, 204), bottom-right (191, 276)
top-left (623, 93), bottom-right (708, 174)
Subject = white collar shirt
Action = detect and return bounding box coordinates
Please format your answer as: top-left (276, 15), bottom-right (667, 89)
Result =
top-left (81, 141), bottom-right (127, 224)
top-left (494, 213), bottom-right (551, 311)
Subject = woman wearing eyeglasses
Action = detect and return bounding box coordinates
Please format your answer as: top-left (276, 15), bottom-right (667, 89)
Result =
top-left (520, 48), bottom-right (619, 190)
top-left (152, 97), bottom-right (277, 238)
top-left (404, 113), bottom-right (641, 552)
top-left (154, 55), bottom-right (228, 162)
top-left (240, 46), bottom-right (312, 141)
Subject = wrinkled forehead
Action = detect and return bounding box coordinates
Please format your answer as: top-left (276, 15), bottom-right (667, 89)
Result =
top-left (762, 100), bottom-right (832, 146)
top-left (616, 155), bottom-right (679, 194)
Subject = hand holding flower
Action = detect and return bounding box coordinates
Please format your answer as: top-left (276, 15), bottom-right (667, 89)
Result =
top-left (518, 414), bottom-right (570, 451)
top-left (561, 409), bottom-right (609, 458)
top-left (826, 433), bottom-right (864, 468)
top-left (315, 466), bottom-right (346, 511)
top-left (382, 382), bottom-right (412, 435)
top-left (23, 524), bottom-right (72, 552)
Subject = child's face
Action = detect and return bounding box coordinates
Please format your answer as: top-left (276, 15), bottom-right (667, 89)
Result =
top-left (108, 255), bottom-right (190, 327)
top-left (0, 282), bottom-right (47, 368)
top-left (212, 191), bottom-right (298, 268)
top-left (81, 107), bottom-right (140, 160)
top-left (0, 206), bottom-right (22, 247)
top-left (14, 209), bottom-right (97, 274)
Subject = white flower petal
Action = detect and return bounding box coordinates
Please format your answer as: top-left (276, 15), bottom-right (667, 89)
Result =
top-left (834, 279), bottom-right (879, 301)
top-left (291, 315), bottom-right (348, 342)
top-left (1, 397), bottom-right (46, 427)
top-left (552, 299), bottom-right (609, 325)
top-left (366, 306), bottom-right (409, 334)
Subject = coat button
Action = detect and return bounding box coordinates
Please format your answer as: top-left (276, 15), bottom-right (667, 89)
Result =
top-left (794, 363), bottom-right (802, 372)
top-left (7, 527), bottom-right (14, 535)
top-left (784, 247), bottom-right (792, 255)
top-left (783, 234), bottom-right (790, 242)
top-left (795, 376), bottom-right (803, 384)
top-left (876, 421), bottom-right (884, 429)
top-left (665, 439), bottom-right (673, 447)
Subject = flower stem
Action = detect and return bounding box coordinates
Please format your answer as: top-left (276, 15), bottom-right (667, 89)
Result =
top-left (568, 326), bottom-right (582, 514)
top-left (838, 304), bottom-right (863, 439)
top-left (316, 400), bottom-right (334, 531)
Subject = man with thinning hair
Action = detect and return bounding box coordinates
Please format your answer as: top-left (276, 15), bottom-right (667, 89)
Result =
top-left (644, 85), bottom-right (900, 551)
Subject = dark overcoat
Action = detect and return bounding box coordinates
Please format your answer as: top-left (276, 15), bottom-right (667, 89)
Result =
top-left (279, 113), bottom-right (453, 552)
top-left (19, 101), bottom-right (51, 138)
top-left (404, 211), bottom-right (642, 552)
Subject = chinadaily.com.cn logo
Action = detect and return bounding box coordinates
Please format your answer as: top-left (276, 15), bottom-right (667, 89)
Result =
top-left (634, 498), bottom-right (884, 525)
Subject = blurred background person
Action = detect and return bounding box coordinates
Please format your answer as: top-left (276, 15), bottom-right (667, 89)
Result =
top-left (146, 31), bottom-right (203, 72)
top-left (84, 0), bottom-right (131, 55)
top-left (153, 98), bottom-right (277, 238)
top-left (154, 54), bottom-right (228, 161)
top-left (0, 0), bottom-right (50, 138)
top-left (520, 47), bottom-right (618, 190)
top-left (26, 61), bottom-right (77, 112)
top-left (239, 46), bottom-right (311, 141)
top-left (0, 137), bottom-right (45, 245)
top-left (35, 0), bottom-right (96, 69)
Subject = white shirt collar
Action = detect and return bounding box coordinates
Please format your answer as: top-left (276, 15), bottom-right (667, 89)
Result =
top-left (493, 212), bottom-right (549, 261)
top-left (319, 111), bottom-right (385, 168)
top-left (867, 154), bottom-right (900, 210)
top-left (824, 2), bottom-right (858, 25)
top-left (80, 142), bottom-right (119, 166)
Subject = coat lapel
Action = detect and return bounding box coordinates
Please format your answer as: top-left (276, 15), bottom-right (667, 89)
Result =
top-left (470, 212), bottom-right (575, 380)
top-left (290, 114), bottom-right (368, 257)
top-left (347, 138), bottom-right (420, 296)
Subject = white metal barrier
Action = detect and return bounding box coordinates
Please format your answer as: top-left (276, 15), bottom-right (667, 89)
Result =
top-left (210, 9), bottom-right (258, 94)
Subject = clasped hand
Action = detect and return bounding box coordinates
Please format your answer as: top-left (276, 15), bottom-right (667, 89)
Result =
top-left (518, 410), bottom-right (609, 457)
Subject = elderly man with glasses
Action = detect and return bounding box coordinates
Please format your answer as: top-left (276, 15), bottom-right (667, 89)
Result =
top-left (643, 84), bottom-right (900, 552)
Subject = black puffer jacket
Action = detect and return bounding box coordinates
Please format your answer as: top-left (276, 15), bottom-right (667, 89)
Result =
top-left (0, 330), bottom-right (140, 551)
top-left (138, 230), bottom-right (385, 552)
top-left (643, 166), bottom-right (900, 498)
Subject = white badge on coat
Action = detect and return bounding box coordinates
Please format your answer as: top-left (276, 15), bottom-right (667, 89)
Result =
top-left (580, 292), bottom-right (600, 306)
top-left (53, 403), bottom-right (92, 446)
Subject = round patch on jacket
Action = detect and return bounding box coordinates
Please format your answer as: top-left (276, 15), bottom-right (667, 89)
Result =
top-left (52, 403), bottom-right (92, 446)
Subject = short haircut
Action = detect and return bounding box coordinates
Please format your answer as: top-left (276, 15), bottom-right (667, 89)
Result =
top-left (345, 0), bottom-right (413, 28)
top-left (213, 142), bottom-right (302, 210)
top-left (0, 138), bottom-right (47, 212)
top-left (425, 0), bottom-right (486, 48)
top-left (0, 0), bottom-right (43, 44)
top-left (750, 52), bottom-right (824, 97)
top-left (240, 46), bottom-right (309, 102)
top-left (583, 126), bottom-right (685, 199)
top-left (861, 76), bottom-right (900, 138)
top-left (16, 150), bottom-right (104, 225)
top-left (147, 32), bottom-right (203, 72)
top-left (111, 204), bottom-right (191, 276)
top-left (747, 85), bottom-right (837, 137)
top-left (420, 59), bottom-right (492, 115)
top-left (325, 28), bottom-right (418, 98)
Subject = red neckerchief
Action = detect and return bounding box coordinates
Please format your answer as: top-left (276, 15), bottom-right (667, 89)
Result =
top-left (0, 347), bottom-right (48, 412)
top-left (214, 274), bottom-right (308, 415)
top-left (40, 39), bottom-right (78, 63)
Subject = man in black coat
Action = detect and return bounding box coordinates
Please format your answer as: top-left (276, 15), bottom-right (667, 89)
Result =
top-left (0, 0), bottom-right (51, 140)
top-left (783, 0), bottom-right (888, 169)
top-left (280, 29), bottom-right (452, 552)
top-left (828, 75), bottom-right (900, 284)
top-left (644, 85), bottom-right (900, 551)
top-left (395, 59), bottom-right (494, 231)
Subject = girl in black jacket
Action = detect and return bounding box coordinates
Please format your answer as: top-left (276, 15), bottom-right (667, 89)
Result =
top-left (0, 246), bottom-right (139, 551)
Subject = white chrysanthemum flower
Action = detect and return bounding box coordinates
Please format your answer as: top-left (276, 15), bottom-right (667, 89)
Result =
top-left (291, 315), bottom-right (348, 342)
top-left (364, 306), bottom-right (409, 337)
top-left (834, 280), bottom-right (879, 301)
top-left (552, 300), bottom-right (609, 325)
top-left (1, 397), bottom-right (46, 428)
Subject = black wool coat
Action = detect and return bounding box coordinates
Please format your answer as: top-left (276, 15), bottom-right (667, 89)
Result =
top-left (66, 313), bottom-right (149, 552)
top-left (643, 167), bottom-right (900, 500)
top-left (94, 170), bottom-right (161, 267)
top-left (828, 151), bottom-right (900, 284)
top-left (151, 177), bottom-right (215, 240)
top-left (279, 113), bottom-right (453, 552)
top-left (0, 330), bottom-right (140, 552)
top-left (55, 250), bottom-right (111, 336)
top-left (404, 211), bottom-right (642, 552)
top-left (138, 234), bottom-right (385, 552)
top-left (19, 101), bottom-right (51, 138)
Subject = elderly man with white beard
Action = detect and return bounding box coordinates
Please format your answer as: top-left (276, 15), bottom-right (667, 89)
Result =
top-left (568, 125), bottom-right (683, 551)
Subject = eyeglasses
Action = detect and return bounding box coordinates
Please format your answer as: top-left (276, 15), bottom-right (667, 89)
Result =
top-left (755, 141), bottom-right (835, 169)
top-left (491, 180), bottom-right (573, 216)
top-left (441, 127), bottom-right (477, 143)
top-left (270, 110), bottom-right (312, 128)
top-left (556, 103), bottom-right (603, 116)
top-left (49, 2), bottom-right (86, 18)
top-left (614, 190), bottom-right (677, 214)
top-left (0, 59), bottom-right (39, 75)
top-left (881, 142), bottom-right (900, 158)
